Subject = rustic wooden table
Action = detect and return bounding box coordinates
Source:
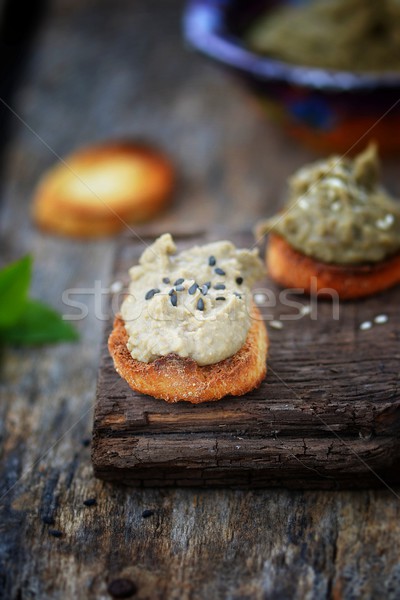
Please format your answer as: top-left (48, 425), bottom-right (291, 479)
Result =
top-left (1, 1), bottom-right (400, 598)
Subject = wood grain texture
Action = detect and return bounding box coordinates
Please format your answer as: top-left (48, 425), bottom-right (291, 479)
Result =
top-left (92, 233), bottom-right (400, 489)
top-left (1, 0), bottom-right (400, 598)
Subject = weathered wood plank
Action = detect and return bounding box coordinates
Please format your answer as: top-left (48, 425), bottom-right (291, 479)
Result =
top-left (93, 435), bottom-right (400, 489)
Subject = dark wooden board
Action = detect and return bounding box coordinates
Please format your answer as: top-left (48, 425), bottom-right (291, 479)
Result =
top-left (92, 231), bottom-right (400, 489)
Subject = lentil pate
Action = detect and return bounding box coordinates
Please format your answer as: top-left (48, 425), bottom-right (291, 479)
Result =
top-left (246, 0), bottom-right (400, 73)
top-left (120, 234), bottom-right (264, 365)
top-left (258, 145), bottom-right (400, 265)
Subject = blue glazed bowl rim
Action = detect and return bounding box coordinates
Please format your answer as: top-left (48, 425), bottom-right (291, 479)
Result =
top-left (183, 0), bottom-right (400, 92)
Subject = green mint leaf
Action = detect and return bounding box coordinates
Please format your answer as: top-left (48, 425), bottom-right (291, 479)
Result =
top-left (0, 255), bottom-right (32, 327)
top-left (0, 299), bottom-right (79, 345)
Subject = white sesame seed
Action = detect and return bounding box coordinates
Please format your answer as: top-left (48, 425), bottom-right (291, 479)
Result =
top-left (295, 168), bottom-right (310, 182)
top-left (110, 281), bottom-right (123, 294)
top-left (298, 198), bottom-right (309, 210)
top-left (254, 293), bottom-right (266, 305)
top-left (325, 177), bottom-right (347, 190)
top-left (374, 314), bottom-right (388, 325)
top-left (376, 214), bottom-right (394, 230)
top-left (359, 321), bottom-right (372, 331)
top-left (269, 320), bottom-right (283, 330)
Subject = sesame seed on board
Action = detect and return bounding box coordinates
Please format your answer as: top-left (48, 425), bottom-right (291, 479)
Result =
top-left (110, 281), bottom-right (123, 294)
top-left (254, 293), bottom-right (266, 305)
top-left (83, 498), bottom-right (97, 507)
top-left (359, 315), bottom-right (389, 330)
top-left (374, 314), bottom-right (388, 325)
top-left (269, 320), bottom-right (283, 330)
top-left (300, 304), bottom-right (311, 316)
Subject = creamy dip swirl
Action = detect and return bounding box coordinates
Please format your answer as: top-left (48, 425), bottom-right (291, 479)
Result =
top-left (121, 234), bottom-right (264, 366)
top-left (257, 145), bottom-right (400, 265)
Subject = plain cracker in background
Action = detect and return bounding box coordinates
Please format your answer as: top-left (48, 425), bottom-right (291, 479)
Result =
top-left (32, 141), bottom-right (174, 237)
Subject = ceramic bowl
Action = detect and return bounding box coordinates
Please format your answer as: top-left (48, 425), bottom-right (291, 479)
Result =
top-left (184, 0), bottom-right (400, 154)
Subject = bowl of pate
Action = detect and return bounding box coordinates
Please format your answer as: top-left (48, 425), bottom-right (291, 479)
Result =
top-left (184, 0), bottom-right (400, 154)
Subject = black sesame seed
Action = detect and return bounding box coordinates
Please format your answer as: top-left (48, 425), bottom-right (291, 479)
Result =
top-left (208, 256), bottom-right (216, 266)
top-left (81, 437), bottom-right (91, 447)
top-left (236, 277), bottom-right (243, 285)
top-left (201, 284), bottom-right (208, 295)
top-left (170, 292), bottom-right (178, 307)
top-left (214, 284), bottom-right (226, 290)
top-left (168, 288), bottom-right (175, 296)
top-left (197, 298), bottom-right (205, 311)
top-left (145, 288), bottom-right (160, 300)
top-left (49, 529), bottom-right (63, 538)
top-left (42, 515), bottom-right (55, 525)
top-left (174, 278), bottom-right (184, 285)
top-left (83, 498), bottom-right (97, 507)
top-left (203, 281), bottom-right (211, 288)
top-left (107, 578), bottom-right (138, 599)
top-left (162, 277), bottom-right (170, 284)
top-left (216, 297), bottom-right (226, 301)
top-left (234, 292), bottom-right (242, 299)
top-left (215, 268), bottom-right (226, 276)
top-left (175, 285), bottom-right (185, 292)
top-left (188, 282), bottom-right (198, 295)
top-left (142, 509), bottom-right (154, 518)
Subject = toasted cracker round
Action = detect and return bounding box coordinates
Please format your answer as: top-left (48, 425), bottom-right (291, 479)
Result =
top-left (108, 309), bottom-right (268, 403)
top-left (267, 233), bottom-right (400, 300)
top-left (33, 142), bottom-right (174, 237)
